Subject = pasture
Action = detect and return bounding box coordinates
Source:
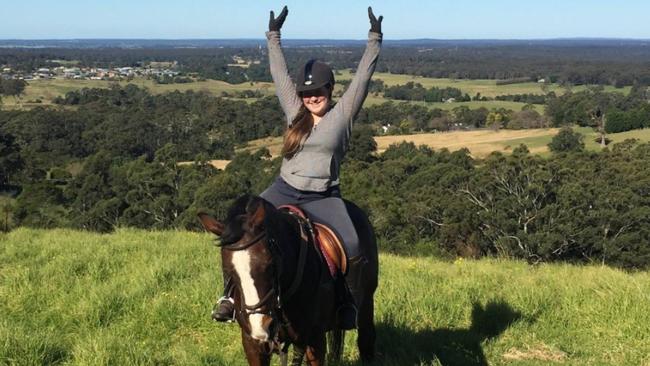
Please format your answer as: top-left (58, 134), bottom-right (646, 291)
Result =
top-left (1, 228), bottom-right (649, 365)
top-left (337, 70), bottom-right (632, 98)
top-left (243, 127), bottom-right (650, 159)
top-left (2, 70), bottom-right (628, 112)
top-left (0, 78), bottom-right (275, 109)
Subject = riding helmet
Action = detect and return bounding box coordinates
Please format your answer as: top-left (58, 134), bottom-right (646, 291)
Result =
top-left (295, 59), bottom-right (335, 93)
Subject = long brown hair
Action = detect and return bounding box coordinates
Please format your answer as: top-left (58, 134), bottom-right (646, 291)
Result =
top-left (282, 105), bottom-right (313, 159)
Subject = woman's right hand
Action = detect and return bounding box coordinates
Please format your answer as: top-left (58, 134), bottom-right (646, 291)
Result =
top-left (269, 6), bottom-right (288, 32)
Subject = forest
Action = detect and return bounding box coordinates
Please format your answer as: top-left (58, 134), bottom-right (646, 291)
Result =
top-left (1, 83), bottom-right (649, 269)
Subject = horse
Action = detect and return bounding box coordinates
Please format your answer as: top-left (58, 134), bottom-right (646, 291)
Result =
top-left (198, 194), bottom-right (378, 365)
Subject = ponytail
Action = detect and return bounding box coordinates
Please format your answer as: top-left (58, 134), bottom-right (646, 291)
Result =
top-left (282, 105), bottom-right (313, 159)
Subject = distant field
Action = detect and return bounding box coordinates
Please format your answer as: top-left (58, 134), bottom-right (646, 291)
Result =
top-left (0, 78), bottom-right (275, 109)
top-left (244, 127), bottom-right (650, 159)
top-left (362, 95), bottom-right (545, 113)
top-left (337, 70), bottom-right (632, 98)
top-left (177, 159), bottom-right (230, 170)
top-left (2, 71), bottom-right (629, 111)
top-left (1, 228), bottom-right (648, 365)
top-left (374, 129), bottom-right (559, 156)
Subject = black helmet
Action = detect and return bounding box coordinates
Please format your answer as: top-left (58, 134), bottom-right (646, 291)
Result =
top-left (295, 59), bottom-right (335, 93)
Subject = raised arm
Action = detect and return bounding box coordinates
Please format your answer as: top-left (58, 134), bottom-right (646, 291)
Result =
top-left (265, 6), bottom-right (302, 125)
top-left (334, 7), bottom-right (383, 123)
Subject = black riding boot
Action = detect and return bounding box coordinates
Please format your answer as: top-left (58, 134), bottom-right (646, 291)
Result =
top-left (335, 270), bottom-right (357, 330)
top-left (339, 255), bottom-right (368, 329)
top-left (212, 275), bottom-right (235, 322)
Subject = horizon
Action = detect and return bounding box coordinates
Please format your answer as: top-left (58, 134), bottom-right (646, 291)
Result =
top-left (1, 1), bottom-right (650, 40)
top-left (3, 36), bottom-right (650, 41)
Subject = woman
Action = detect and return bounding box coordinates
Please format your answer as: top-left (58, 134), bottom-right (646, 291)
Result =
top-left (213, 5), bottom-right (383, 330)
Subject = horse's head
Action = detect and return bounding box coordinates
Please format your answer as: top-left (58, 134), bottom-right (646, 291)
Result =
top-left (198, 195), bottom-right (280, 343)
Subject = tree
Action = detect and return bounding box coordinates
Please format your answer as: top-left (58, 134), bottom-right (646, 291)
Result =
top-left (548, 127), bottom-right (584, 153)
top-left (0, 79), bottom-right (27, 96)
top-left (0, 131), bottom-right (23, 185)
top-left (347, 125), bottom-right (377, 162)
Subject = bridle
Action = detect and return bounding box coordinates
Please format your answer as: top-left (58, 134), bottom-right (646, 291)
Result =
top-left (216, 214), bottom-right (311, 353)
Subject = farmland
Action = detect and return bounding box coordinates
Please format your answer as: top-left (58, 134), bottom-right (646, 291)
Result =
top-left (1, 70), bottom-right (629, 112)
top-left (243, 127), bottom-right (650, 159)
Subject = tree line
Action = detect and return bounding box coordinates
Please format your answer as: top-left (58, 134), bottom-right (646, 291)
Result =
top-left (2, 85), bottom-right (650, 269)
top-left (4, 40), bottom-right (650, 86)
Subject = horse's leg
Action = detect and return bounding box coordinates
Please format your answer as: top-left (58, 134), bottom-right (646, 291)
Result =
top-left (327, 329), bottom-right (345, 364)
top-left (357, 298), bottom-right (376, 363)
top-left (241, 333), bottom-right (271, 366)
top-left (304, 333), bottom-right (327, 366)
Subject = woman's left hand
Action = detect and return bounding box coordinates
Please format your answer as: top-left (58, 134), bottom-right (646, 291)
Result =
top-left (368, 7), bottom-right (383, 34)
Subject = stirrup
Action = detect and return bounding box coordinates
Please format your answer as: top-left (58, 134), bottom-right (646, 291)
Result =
top-left (212, 296), bottom-right (235, 323)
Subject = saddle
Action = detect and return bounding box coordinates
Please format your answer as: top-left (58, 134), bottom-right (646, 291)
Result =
top-left (279, 205), bottom-right (348, 277)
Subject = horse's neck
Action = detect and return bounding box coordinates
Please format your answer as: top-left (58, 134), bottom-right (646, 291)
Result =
top-left (273, 212), bottom-right (320, 291)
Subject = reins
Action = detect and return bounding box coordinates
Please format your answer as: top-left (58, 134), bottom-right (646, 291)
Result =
top-left (217, 232), bottom-right (266, 251)
top-left (216, 207), bottom-right (317, 356)
top-left (217, 211), bottom-right (311, 315)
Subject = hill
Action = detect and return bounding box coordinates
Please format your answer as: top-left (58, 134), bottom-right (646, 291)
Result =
top-left (1, 229), bottom-right (648, 365)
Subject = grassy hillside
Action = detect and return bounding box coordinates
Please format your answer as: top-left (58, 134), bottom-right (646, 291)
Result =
top-left (1, 229), bottom-right (648, 365)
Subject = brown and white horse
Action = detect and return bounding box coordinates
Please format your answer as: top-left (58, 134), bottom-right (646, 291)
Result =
top-left (199, 195), bottom-right (378, 365)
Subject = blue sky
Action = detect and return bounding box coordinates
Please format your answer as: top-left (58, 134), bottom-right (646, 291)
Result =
top-left (1, 0), bottom-right (649, 40)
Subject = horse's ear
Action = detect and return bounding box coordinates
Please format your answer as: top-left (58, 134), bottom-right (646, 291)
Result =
top-left (246, 199), bottom-right (266, 230)
top-left (197, 212), bottom-right (225, 236)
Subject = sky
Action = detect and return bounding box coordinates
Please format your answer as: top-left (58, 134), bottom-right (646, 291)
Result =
top-left (1, 0), bottom-right (649, 40)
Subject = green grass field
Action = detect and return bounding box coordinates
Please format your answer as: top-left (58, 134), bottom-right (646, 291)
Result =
top-left (1, 228), bottom-right (649, 365)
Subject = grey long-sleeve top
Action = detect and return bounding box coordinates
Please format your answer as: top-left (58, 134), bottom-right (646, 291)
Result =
top-left (266, 30), bottom-right (382, 192)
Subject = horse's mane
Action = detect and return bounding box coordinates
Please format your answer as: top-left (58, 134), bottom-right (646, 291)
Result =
top-left (220, 195), bottom-right (252, 245)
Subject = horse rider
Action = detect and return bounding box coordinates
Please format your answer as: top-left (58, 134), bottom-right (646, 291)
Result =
top-left (213, 5), bottom-right (383, 331)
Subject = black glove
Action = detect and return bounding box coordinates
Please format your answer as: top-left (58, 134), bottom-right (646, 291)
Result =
top-left (269, 6), bottom-right (288, 32)
top-left (368, 7), bottom-right (383, 34)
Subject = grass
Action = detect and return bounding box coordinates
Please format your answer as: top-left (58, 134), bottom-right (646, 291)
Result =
top-left (244, 128), bottom-right (650, 160)
top-left (1, 228), bottom-right (649, 365)
top-left (3, 71), bottom-right (629, 112)
top-left (362, 96), bottom-right (545, 113)
top-left (0, 78), bottom-right (275, 109)
top-left (337, 70), bottom-right (632, 98)
top-left (374, 129), bottom-right (560, 157)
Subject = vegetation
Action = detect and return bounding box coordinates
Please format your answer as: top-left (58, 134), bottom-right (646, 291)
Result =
top-left (383, 82), bottom-right (470, 103)
top-left (0, 79), bottom-right (26, 96)
top-left (4, 39), bottom-right (650, 86)
top-left (547, 127), bottom-right (585, 153)
top-left (1, 228), bottom-right (649, 365)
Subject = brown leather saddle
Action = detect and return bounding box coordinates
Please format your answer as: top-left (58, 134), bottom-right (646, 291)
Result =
top-left (279, 205), bottom-right (348, 276)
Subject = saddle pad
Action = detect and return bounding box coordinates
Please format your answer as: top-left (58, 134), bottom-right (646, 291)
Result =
top-left (278, 205), bottom-right (348, 276)
top-left (313, 222), bottom-right (348, 276)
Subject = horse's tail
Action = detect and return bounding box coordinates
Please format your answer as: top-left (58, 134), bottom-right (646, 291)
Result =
top-left (327, 329), bottom-right (345, 364)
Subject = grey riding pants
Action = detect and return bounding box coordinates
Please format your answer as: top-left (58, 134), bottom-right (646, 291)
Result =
top-left (260, 176), bottom-right (360, 258)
